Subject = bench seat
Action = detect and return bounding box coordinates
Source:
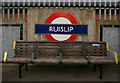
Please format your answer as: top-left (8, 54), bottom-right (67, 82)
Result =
top-left (34, 56), bottom-right (59, 64)
top-left (86, 56), bottom-right (114, 64)
top-left (62, 56), bottom-right (88, 64)
top-left (6, 57), bottom-right (31, 63)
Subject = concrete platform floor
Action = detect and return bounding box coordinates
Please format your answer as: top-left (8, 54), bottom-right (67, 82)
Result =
top-left (2, 64), bottom-right (120, 81)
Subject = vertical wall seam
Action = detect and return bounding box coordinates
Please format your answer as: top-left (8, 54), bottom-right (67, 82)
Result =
top-left (2, 8), bottom-right (5, 20)
top-left (109, 9), bottom-right (111, 20)
top-left (114, 8), bottom-right (117, 20)
top-left (17, 8), bottom-right (20, 19)
top-left (104, 8), bottom-right (106, 20)
top-left (7, 9), bottom-right (10, 19)
top-left (12, 8), bottom-right (15, 19)
top-left (99, 8), bottom-right (101, 20)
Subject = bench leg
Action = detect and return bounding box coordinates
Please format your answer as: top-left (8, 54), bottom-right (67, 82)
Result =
top-left (94, 64), bottom-right (97, 72)
top-left (99, 64), bottom-right (103, 79)
top-left (25, 63), bottom-right (28, 71)
top-left (18, 63), bottom-right (25, 78)
top-left (19, 63), bottom-right (22, 78)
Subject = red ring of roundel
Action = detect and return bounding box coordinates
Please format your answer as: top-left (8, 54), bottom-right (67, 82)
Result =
top-left (45, 12), bottom-right (78, 41)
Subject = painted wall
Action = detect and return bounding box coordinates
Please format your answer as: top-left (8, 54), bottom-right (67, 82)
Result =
top-left (27, 8), bottom-right (96, 41)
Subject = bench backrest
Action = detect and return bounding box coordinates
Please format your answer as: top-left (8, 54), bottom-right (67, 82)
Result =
top-left (37, 42), bottom-right (60, 57)
top-left (14, 41), bottom-right (107, 58)
top-left (85, 42), bottom-right (107, 56)
top-left (15, 41), bottom-right (36, 57)
top-left (62, 42), bottom-right (84, 57)
top-left (15, 41), bottom-right (60, 58)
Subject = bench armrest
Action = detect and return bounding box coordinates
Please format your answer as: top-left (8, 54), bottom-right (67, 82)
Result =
top-left (4, 41), bottom-right (16, 63)
top-left (106, 42), bottom-right (118, 64)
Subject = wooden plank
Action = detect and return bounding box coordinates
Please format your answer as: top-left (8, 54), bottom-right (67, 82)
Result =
top-left (16, 43), bottom-right (36, 45)
top-left (85, 47), bottom-right (106, 49)
top-left (85, 45), bottom-right (106, 47)
top-left (38, 50), bottom-right (59, 53)
top-left (16, 40), bottom-right (36, 43)
top-left (39, 42), bottom-right (59, 43)
top-left (63, 54), bottom-right (84, 56)
top-left (63, 52), bottom-right (84, 54)
top-left (14, 55), bottom-right (34, 57)
top-left (85, 53), bottom-right (107, 56)
top-left (62, 44), bottom-right (83, 45)
top-left (15, 49), bottom-right (35, 51)
top-left (85, 50), bottom-right (107, 52)
top-left (39, 43), bottom-right (58, 45)
top-left (62, 47), bottom-right (84, 49)
top-left (63, 50), bottom-right (84, 53)
top-left (38, 52), bottom-right (59, 55)
top-left (16, 45), bottom-right (35, 48)
top-left (15, 51), bottom-right (34, 54)
top-left (62, 52), bottom-right (84, 56)
top-left (38, 46), bottom-right (59, 49)
top-left (85, 44), bottom-right (106, 46)
top-left (62, 46), bottom-right (83, 47)
top-left (85, 42), bottom-right (106, 43)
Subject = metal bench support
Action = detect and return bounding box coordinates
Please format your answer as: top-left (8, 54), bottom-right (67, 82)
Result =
top-left (99, 64), bottom-right (103, 79)
top-left (25, 63), bottom-right (28, 71)
top-left (19, 63), bottom-right (25, 78)
top-left (94, 64), bottom-right (97, 72)
top-left (87, 53), bottom-right (90, 64)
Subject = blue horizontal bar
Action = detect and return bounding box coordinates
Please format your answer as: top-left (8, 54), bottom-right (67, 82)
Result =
top-left (35, 24), bottom-right (87, 34)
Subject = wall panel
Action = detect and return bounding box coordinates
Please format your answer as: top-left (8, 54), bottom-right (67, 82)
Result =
top-left (27, 8), bottom-right (96, 41)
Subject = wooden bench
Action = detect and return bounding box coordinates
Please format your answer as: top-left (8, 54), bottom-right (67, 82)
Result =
top-left (3, 40), bottom-right (118, 79)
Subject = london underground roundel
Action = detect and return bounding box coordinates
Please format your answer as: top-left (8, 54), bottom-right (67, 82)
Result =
top-left (45, 12), bottom-right (78, 41)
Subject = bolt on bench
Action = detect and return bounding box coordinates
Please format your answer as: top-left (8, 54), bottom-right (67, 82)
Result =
top-left (3, 40), bottom-right (118, 79)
